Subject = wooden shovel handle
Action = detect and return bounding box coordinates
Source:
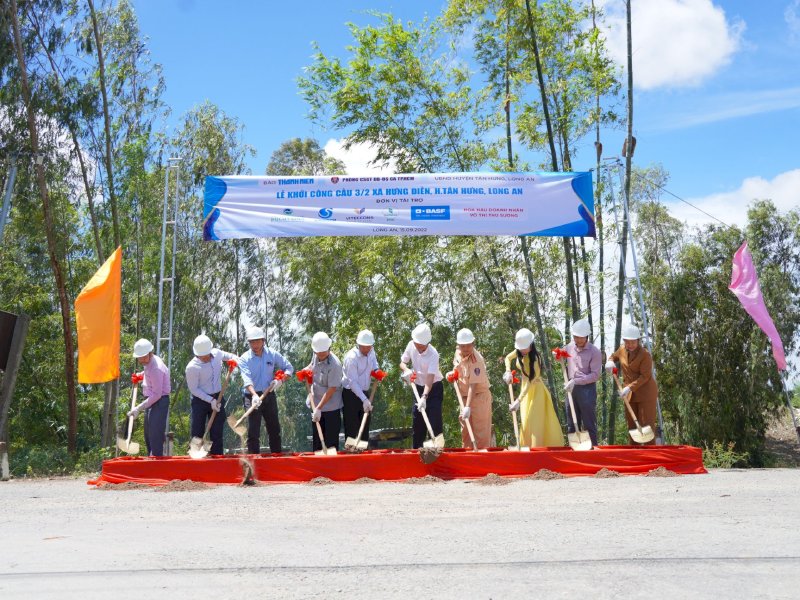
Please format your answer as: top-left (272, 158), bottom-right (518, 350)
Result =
top-left (452, 381), bottom-right (477, 450)
top-left (408, 380), bottom-right (436, 440)
top-left (305, 381), bottom-right (330, 452)
top-left (612, 373), bottom-right (640, 425)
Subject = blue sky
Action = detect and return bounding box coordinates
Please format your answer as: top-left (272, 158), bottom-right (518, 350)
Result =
top-left (132, 0), bottom-right (800, 227)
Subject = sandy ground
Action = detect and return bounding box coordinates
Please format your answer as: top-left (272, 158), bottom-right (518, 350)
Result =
top-left (1, 469), bottom-right (799, 599)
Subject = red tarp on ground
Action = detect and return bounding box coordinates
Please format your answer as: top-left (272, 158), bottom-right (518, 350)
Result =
top-left (88, 445), bottom-right (705, 486)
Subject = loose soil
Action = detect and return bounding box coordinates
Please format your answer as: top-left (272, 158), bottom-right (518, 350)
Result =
top-left (473, 473), bottom-right (512, 486)
top-left (594, 468), bottom-right (621, 478)
top-left (153, 479), bottom-right (210, 492)
top-left (418, 447), bottom-right (443, 464)
top-left (306, 477), bottom-right (334, 486)
top-left (96, 481), bottom-right (151, 491)
top-left (645, 466), bottom-right (678, 477)
top-left (403, 475), bottom-right (444, 484)
top-left (764, 406), bottom-right (800, 467)
top-left (349, 477), bottom-right (376, 484)
top-left (522, 469), bottom-right (565, 480)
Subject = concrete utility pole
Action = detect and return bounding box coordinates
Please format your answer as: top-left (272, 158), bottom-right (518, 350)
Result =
top-left (0, 157), bottom-right (18, 242)
top-left (0, 311), bottom-right (31, 480)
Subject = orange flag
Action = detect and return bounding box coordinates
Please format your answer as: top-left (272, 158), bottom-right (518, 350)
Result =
top-left (76, 246), bottom-right (121, 383)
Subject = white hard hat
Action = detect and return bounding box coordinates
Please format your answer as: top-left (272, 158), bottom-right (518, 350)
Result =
top-left (514, 328), bottom-right (534, 351)
top-left (411, 323), bottom-right (432, 345)
top-left (132, 338), bottom-right (153, 358)
top-left (621, 323), bottom-right (641, 340)
top-left (571, 318), bottom-right (591, 338)
top-left (356, 329), bottom-right (375, 346)
top-left (246, 326), bottom-right (266, 341)
top-left (456, 328), bottom-right (475, 344)
top-left (193, 334), bottom-right (213, 356)
top-left (311, 331), bottom-right (332, 352)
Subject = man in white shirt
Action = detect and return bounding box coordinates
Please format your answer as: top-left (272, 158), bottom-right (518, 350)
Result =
top-left (399, 323), bottom-right (444, 449)
top-left (185, 334), bottom-right (238, 455)
top-left (342, 329), bottom-right (380, 449)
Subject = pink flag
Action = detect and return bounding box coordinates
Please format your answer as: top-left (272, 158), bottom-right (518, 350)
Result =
top-left (728, 242), bottom-right (786, 371)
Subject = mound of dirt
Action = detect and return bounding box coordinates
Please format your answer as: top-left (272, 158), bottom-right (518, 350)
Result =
top-left (473, 473), bottom-right (512, 486)
top-left (306, 477), bottom-right (334, 486)
top-left (96, 481), bottom-right (151, 491)
top-left (594, 468), bottom-right (621, 478)
top-left (522, 469), bottom-right (564, 480)
top-left (404, 475), bottom-right (444, 484)
top-left (645, 466), bottom-right (678, 477)
top-left (349, 477), bottom-right (376, 484)
top-left (153, 479), bottom-right (210, 492)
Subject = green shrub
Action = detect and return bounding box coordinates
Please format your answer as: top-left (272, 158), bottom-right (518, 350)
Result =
top-left (702, 441), bottom-right (749, 469)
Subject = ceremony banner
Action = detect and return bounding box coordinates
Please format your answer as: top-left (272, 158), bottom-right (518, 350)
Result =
top-left (203, 171), bottom-right (594, 240)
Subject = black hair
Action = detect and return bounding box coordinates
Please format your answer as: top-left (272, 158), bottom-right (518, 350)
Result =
top-left (516, 341), bottom-right (542, 380)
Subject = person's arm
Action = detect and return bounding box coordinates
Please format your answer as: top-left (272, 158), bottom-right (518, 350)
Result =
top-left (344, 355), bottom-right (367, 402)
top-left (504, 350), bottom-right (516, 373)
top-left (627, 351), bottom-right (653, 392)
top-left (276, 352), bottom-right (294, 377)
top-left (316, 361), bottom-right (343, 410)
top-left (574, 347), bottom-right (601, 385)
top-left (186, 364), bottom-right (213, 403)
top-left (239, 354), bottom-right (257, 397)
top-left (140, 363), bottom-right (167, 409)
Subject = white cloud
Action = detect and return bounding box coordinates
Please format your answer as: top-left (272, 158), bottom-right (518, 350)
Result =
top-left (787, 0), bottom-right (800, 43)
top-left (665, 168), bottom-right (800, 228)
top-left (601, 0), bottom-right (744, 90)
top-left (323, 138), bottom-right (397, 175)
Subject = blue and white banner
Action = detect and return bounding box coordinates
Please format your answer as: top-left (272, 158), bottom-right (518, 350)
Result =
top-left (203, 172), bottom-right (594, 240)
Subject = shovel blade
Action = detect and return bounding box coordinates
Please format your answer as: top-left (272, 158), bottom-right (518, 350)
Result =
top-left (116, 437), bottom-right (140, 455)
top-left (356, 439), bottom-right (369, 451)
top-left (568, 431), bottom-right (593, 451)
top-left (433, 434), bottom-right (445, 449)
top-left (227, 415), bottom-right (247, 437)
top-left (629, 425), bottom-right (655, 444)
top-left (188, 447), bottom-right (208, 459)
top-left (344, 436), bottom-right (358, 452)
top-left (315, 447), bottom-right (337, 456)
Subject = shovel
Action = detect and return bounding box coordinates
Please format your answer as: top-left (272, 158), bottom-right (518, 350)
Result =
top-left (189, 359), bottom-right (237, 459)
top-left (553, 348), bottom-right (592, 451)
top-left (297, 371), bottom-right (337, 456)
top-left (227, 369), bottom-right (288, 440)
top-left (116, 373), bottom-right (143, 455)
top-left (344, 369), bottom-right (386, 452)
top-left (612, 370), bottom-right (655, 444)
top-left (448, 370), bottom-right (486, 452)
top-left (506, 371), bottom-right (530, 452)
top-left (407, 373), bottom-right (444, 449)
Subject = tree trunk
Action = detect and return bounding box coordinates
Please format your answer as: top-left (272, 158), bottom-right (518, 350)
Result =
top-left (610, 0), bottom-right (635, 443)
top-left (11, 0), bottom-right (79, 453)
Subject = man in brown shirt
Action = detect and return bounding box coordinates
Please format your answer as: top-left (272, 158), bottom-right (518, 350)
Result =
top-left (606, 323), bottom-right (658, 445)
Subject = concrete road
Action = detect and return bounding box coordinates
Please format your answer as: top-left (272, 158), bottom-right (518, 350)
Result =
top-left (1, 469), bottom-right (798, 599)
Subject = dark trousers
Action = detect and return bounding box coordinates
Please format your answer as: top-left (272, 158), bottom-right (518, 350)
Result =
top-left (191, 394), bottom-right (226, 455)
top-left (565, 383), bottom-right (598, 447)
top-left (143, 395), bottom-right (169, 457)
top-left (342, 388), bottom-right (371, 444)
top-left (312, 409), bottom-right (341, 451)
top-left (412, 380), bottom-right (444, 449)
top-left (244, 391), bottom-right (282, 454)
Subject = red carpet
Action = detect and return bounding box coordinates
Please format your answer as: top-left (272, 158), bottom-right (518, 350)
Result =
top-left (89, 445), bottom-right (705, 486)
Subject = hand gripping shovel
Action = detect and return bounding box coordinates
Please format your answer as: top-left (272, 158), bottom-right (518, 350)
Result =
top-left (506, 371), bottom-right (530, 452)
top-left (297, 369), bottom-right (337, 456)
top-left (227, 369), bottom-right (288, 441)
top-left (408, 373), bottom-right (445, 449)
top-left (116, 373), bottom-right (143, 455)
top-left (189, 359), bottom-right (237, 459)
top-left (344, 369), bottom-right (386, 453)
top-left (612, 368), bottom-right (655, 444)
top-left (448, 370), bottom-right (486, 452)
top-left (553, 348), bottom-right (592, 451)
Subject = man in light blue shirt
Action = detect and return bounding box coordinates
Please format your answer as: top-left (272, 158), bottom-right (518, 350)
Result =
top-left (239, 326), bottom-right (293, 454)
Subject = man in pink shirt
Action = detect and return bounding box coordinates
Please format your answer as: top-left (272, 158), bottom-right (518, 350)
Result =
top-left (129, 338), bottom-right (171, 456)
top-left (562, 319), bottom-right (601, 448)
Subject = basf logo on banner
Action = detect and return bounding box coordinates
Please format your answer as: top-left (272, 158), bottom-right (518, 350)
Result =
top-left (411, 206), bottom-right (450, 221)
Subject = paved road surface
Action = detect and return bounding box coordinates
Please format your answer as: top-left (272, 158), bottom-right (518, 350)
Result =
top-left (1, 469), bottom-right (798, 599)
